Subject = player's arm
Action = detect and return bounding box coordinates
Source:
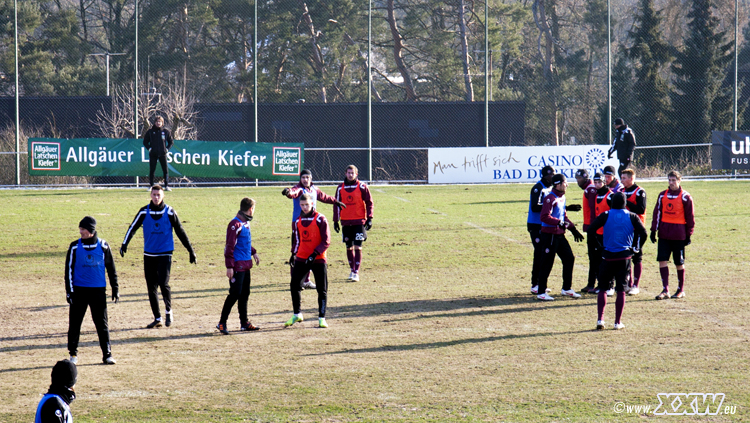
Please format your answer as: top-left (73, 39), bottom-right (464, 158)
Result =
top-left (315, 214), bottom-right (332, 255)
top-left (587, 212), bottom-right (607, 237)
top-left (121, 206), bottom-right (147, 250)
top-left (169, 208), bottom-right (196, 256)
top-left (39, 397), bottom-right (68, 423)
top-left (316, 188), bottom-right (336, 205)
top-left (586, 188), bottom-right (597, 223)
top-left (142, 129), bottom-right (151, 149)
top-left (650, 191), bottom-right (664, 233)
top-left (361, 183), bottom-right (374, 219)
top-left (290, 220), bottom-right (300, 255)
top-left (224, 220), bottom-right (238, 270)
top-left (284, 183), bottom-right (303, 198)
top-left (539, 195), bottom-right (559, 226)
top-left (102, 241), bottom-right (118, 291)
top-left (627, 189), bottom-right (647, 215)
top-left (64, 241), bottom-right (76, 300)
top-left (529, 184), bottom-right (544, 213)
top-left (166, 129), bottom-right (174, 150)
top-left (683, 192), bottom-right (695, 236)
top-left (333, 185), bottom-right (342, 223)
top-left (630, 213), bottom-right (647, 249)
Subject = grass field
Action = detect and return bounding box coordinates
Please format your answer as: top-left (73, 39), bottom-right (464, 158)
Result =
top-left (1, 181), bottom-right (748, 422)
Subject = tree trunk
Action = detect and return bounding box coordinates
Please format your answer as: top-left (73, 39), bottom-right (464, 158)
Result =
top-left (534, 0), bottom-right (559, 145)
top-left (457, 0), bottom-right (474, 101)
top-left (301, 3), bottom-right (327, 103)
top-left (386, 0), bottom-right (417, 101)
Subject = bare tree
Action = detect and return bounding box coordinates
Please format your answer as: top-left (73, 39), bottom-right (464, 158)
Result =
top-left (95, 82), bottom-right (154, 139)
top-left (457, 0), bottom-right (474, 101)
top-left (160, 80), bottom-right (198, 140)
top-left (299, 3), bottom-right (327, 103)
top-left (386, 0), bottom-right (417, 101)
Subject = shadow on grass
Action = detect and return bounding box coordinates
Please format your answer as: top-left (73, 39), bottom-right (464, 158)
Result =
top-left (0, 251), bottom-right (67, 259)
top-left (463, 200), bottom-right (528, 205)
top-left (306, 329), bottom-right (592, 356)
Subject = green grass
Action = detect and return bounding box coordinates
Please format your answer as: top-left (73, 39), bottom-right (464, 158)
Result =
top-left (1, 181), bottom-right (748, 422)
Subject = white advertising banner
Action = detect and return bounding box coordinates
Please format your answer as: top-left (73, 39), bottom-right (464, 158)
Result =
top-left (428, 145), bottom-right (620, 184)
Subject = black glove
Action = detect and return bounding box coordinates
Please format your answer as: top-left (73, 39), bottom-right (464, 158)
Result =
top-left (336, 200), bottom-right (347, 209)
top-left (571, 228), bottom-right (584, 243)
top-left (365, 218), bottom-right (373, 231)
top-left (558, 220), bottom-right (567, 229)
top-left (112, 289), bottom-right (120, 303)
top-left (66, 293), bottom-right (72, 305)
top-left (189, 251), bottom-right (197, 264)
top-left (288, 254), bottom-right (295, 268)
top-left (119, 245), bottom-right (127, 257)
top-left (608, 152), bottom-right (613, 159)
top-left (650, 230), bottom-right (657, 244)
top-left (684, 235), bottom-right (691, 246)
top-left (305, 252), bottom-right (318, 264)
top-left (281, 187), bottom-right (290, 196)
top-left (566, 204), bottom-right (582, 212)
top-left (334, 221), bottom-right (340, 233)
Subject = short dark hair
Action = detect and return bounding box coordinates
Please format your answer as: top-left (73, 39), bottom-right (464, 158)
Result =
top-left (668, 170), bottom-right (682, 180)
top-left (621, 168), bottom-right (635, 178)
top-left (151, 184), bottom-right (163, 192)
top-left (240, 197), bottom-right (256, 211)
top-left (299, 193), bottom-right (314, 202)
top-left (346, 165), bottom-right (358, 174)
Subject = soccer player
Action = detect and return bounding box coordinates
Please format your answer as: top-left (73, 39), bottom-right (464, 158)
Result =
top-left (333, 165), bottom-right (374, 282)
top-left (587, 192), bottom-right (647, 330)
top-left (651, 171), bottom-right (695, 300)
top-left (592, 173), bottom-right (615, 297)
top-left (536, 174), bottom-right (585, 301)
top-left (35, 359), bottom-right (77, 422)
top-left (143, 116), bottom-right (174, 191)
top-left (216, 198), bottom-right (261, 335)
top-left (620, 168), bottom-right (647, 295)
top-left (120, 185), bottom-right (197, 328)
top-left (603, 165), bottom-right (623, 193)
top-left (65, 216), bottom-right (118, 365)
top-left (575, 169), bottom-right (598, 293)
top-left (281, 169), bottom-right (345, 289)
top-left (285, 193), bottom-right (331, 328)
top-left (527, 165), bottom-right (555, 295)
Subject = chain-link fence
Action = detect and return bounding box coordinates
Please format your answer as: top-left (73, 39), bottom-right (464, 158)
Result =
top-left (1, 0), bottom-right (749, 186)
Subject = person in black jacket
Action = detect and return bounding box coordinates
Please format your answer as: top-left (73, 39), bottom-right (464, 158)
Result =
top-left (527, 165), bottom-right (555, 295)
top-left (120, 185), bottom-right (196, 328)
top-left (35, 359), bottom-right (77, 422)
top-left (64, 216), bottom-right (118, 365)
top-left (143, 116), bottom-right (174, 191)
top-left (608, 118), bottom-right (636, 175)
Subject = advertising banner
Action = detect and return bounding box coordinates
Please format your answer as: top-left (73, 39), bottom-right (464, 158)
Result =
top-left (711, 131), bottom-right (750, 170)
top-left (29, 138), bottom-right (303, 180)
top-left (428, 145), bottom-right (620, 184)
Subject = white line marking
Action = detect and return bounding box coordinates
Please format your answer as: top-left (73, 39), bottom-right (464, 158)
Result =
top-left (464, 222), bottom-right (525, 244)
top-left (393, 196), bottom-right (410, 203)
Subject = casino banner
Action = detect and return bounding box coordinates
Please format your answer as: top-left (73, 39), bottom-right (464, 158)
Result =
top-left (712, 131), bottom-right (750, 170)
top-left (428, 145), bottom-right (620, 184)
top-left (28, 138), bottom-right (303, 180)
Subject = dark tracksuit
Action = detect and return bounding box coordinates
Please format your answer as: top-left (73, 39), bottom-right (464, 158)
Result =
top-left (143, 125), bottom-right (173, 188)
top-left (580, 180), bottom-right (598, 290)
top-left (620, 184), bottom-right (647, 286)
top-left (64, 235), bottom-right (117, 360)
top-left (35, 386), bottom-right (75, 423)
top-left (221, 212), bottom-right (258, 325)
top-left (609, 126), bottom-right (636, 175)
top-left (538, 188), bottom-right (579, 293)
top-left (291, 210), bottom-right (331, 317)
top-left (122, 201), bottom-right (195, 319)
top-left (527, 179), bottom-right (552, 288)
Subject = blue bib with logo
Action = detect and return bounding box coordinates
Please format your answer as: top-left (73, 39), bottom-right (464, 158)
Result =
top-left (143, 204), bottom-right (174, 254)
top-left (73, 239), bottom-right (106, 288)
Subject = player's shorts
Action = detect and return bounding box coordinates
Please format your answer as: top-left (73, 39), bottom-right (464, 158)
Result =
top-left (342, 224), bottom-right (367, 247)
top-left (656, 239), bottom-right (685, 265)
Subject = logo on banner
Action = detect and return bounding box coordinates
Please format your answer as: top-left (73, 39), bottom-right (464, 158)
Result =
top-left (31, 142), bottom-right (61, 171)
top-left (273, 147), bottom-right (301, 175)
top-left (586, 148), bottom-right (607, 168)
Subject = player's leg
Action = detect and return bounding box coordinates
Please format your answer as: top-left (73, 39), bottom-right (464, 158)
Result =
top-left (143, 256), bottom-right (163, 326)
top-left (238, 271), bottom-right (255, 329)
top-left (672, 241), bottom-right (686, 298)
top-left (148, 154), bottom-right (158, 187)
top-left (613, 259), bottom-right (630, 328)
top-left (629, 250), bottom-right (643, 295)
top-left (286, 262), bottom-right (309, 326)
top-left (596, 261), bottom-right (615, 329)
top-left (535, 232), bottom-right (557, 299)
top-left (528, 224), bottom-right (542, 290)
top-left (158, 155), bottom-right (169, 188)
top-left (88, 288), bottom-right (113, 361)
top-left (655, 238), bottom-right (672, 300)
top-left (67, 288), bottom-right (90, 359)
top-left (311, 263), bottom-right (329, 326)
top-left (556, 235), bottom-right (578, 296)
top-left (158, 256), bottom-right (173, 321)
top-left (582, 234), bottom-right (598, 293)
top-left (220, 270), bottom-right (244, 326)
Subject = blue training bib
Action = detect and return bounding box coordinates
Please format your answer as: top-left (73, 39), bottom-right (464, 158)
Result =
top-left (142, 204), bottom-right (174, 254)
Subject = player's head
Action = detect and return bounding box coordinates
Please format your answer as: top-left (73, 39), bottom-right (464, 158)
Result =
top-left (551, 173), bottom-right (568, 193)
top-left (574, 169), bottom-right (589, 188)
top-left (51, 359), bottom-right (77, 390)
top-left (240, 197), bottom-right (256, 216)
top-left (603, 166), bottom-right (616, 184)
top-left (300, 169), bottom-right (312, 187)
top-left (621, 168), bottom-right (635, 188)
top-left (668, 170), bottom-right (682, 190)
top-left (345, 165), bottom-right (358, 182)
top-left (78, 216), bottom-right (96, 239)
top-left (614, 118), bottom-right (625, 129)
top-left (610, 192), bottom-right (627, 209)
top-left (150, 184), bottom-right (165, 204)
top-left (540, 165), bottom-right (555, 183)
top-left (299, 193), bottom-right (315, 214)
top-left (593, 173), bottom-right (604, 189)
top-left (153, 116), bottom-right (164, 128)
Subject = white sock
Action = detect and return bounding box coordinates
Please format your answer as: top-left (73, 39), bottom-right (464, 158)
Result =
top-left (294, 313), bottom-right (303, 319)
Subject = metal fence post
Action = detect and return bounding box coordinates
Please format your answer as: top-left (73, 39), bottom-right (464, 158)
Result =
top-left (485, 0), bottom-right (489, 148)
top-left (734, 0), bottom-right (738, 131)
top-left (368, 0), bottom-right (373, 182)
top-left (14, 0), bottom-right (20, 186)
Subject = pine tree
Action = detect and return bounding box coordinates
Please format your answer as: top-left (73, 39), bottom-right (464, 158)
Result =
top-left (670, 0), bottom-right (734, 144)
top-left (628, 0), bottom-right (672, 146)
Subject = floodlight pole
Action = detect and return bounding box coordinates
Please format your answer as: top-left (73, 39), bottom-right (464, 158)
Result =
top-left (134, 0), bottom-right (139, 139)
top-left (368, 0), bottom-right (372, 182)
top-left (607, 0), bottom-right (612, 143)
top-left (734, 0), bottom-right (738, 131)
top-left (89, 52), bottom-right (126, 96)
top-left (254, 0), bottom-right (258, 144)
top-left (485, 0), bottom-right (489, 148)
top-left (14, 0), bottom-right (20, 185)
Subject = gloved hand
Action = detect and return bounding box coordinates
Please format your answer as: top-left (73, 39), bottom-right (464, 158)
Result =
top-left (566, 204), bottom-right (582, 212)
top-left (119, 245), bottom-right (127, 257)
top-left (334, 221), bottom-right (340, 233)
top-left (336, 200), bottom-right (347, 209)
top-left (558, 220), bottom-right (567, 229)
top-left (305, 252), bottom-right (318, 265)
top-left (571, 228), bottom-right (584, 243)
top-left (288, 254), bottom-right (295, 268)
top-left (684, 235), bottom-right (691, 246)
top-left (189, 251), bottom-right (197, 264)
top-left (112, 289), bottom-right (120, 303)
top-left (650, 231), bottom-right (657, 244)
top-left (281, 187), bottom-right (290, 196)
top-left (66, 293), bottom-right (72, 305)
top-left (608, 152), bottom-right (613, 159)
top-left (365, 218), bottom-right (373, 231)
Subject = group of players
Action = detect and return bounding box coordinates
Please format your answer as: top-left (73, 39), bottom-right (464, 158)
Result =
top-left (526, 164), bottom-right (695, 330)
